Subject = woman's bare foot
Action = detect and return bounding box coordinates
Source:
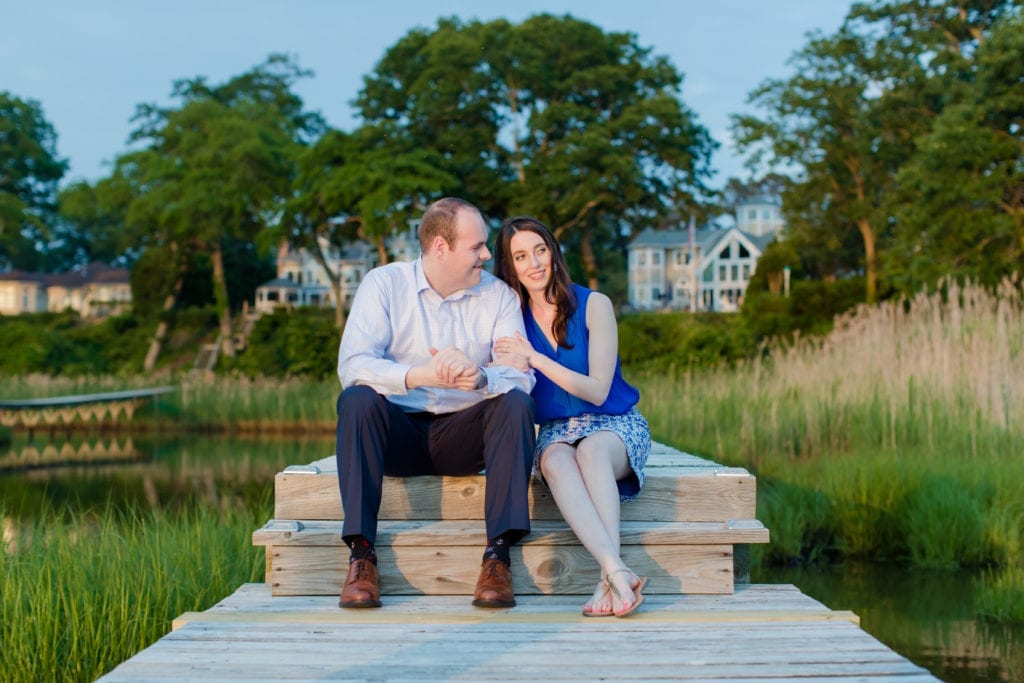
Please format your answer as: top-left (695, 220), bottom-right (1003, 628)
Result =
top-left (581, 579), bottom-right (613, 617)
top-left (606, 568), bottom-right (646, 617)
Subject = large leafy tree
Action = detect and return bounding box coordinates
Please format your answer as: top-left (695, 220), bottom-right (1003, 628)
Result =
top-left (108, 55), bottom-right (322, 365)
top-left (732, 26), bottom-right (901, 303)
top-left (279, 124), bottom-right (454, 328)
top-left (52, 180), bottom-right (127, 270)
top-left (355, 15), bottom-right (715, 290)
top-left (874, 5), bottom-right (1024, 290)
top-left (495, 15), bottom-right (715, 288)
top-left (0, 92), bottom-right (67, 270)
top-left (735, 0), bottom-right (1021, 302)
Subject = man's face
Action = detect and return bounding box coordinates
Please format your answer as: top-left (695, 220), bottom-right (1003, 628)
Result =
top-left (443, 208), bottom-right (491, 290)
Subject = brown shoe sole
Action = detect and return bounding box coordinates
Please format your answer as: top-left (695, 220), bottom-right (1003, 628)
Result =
top-left (471, 596), bottom-right (516, 608)
top-left (339, 597), bottom-right (382, 608)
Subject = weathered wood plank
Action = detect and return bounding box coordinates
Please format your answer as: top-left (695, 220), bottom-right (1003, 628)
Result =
top-left (253, 519), bottom-right (770, 547)
top-left (265, 543), bottom-right (734, 596)
top-left (205, 583), bottom-right (839, 616)
top-left (173, 608), bottom-right (860, 629)
top-left (274, 445), bottom-right (757, 522)
top-left (99, 584), bottom-right (937, 682)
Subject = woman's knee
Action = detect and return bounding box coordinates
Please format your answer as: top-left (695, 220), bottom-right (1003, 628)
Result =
top-left (575, 437), bottom-right (616, 471)
top-left (539, 445), bottom-right (577, 481)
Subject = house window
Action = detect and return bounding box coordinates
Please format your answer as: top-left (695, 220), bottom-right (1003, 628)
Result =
top-left (652, 252), bottom-right (661, 266)
top-left (743, 264), bottom-right (751, 279)
top-left (637, 252), bottom-right (646, 266)
top-left (739, 243), bottom-right (750, 258)
top-left (762, 209), bottom-right (771, 219)
top-left (724, 242), bottom-right (734, 258)
top-left (719, 265), bottom-right (727, 281)
top-left (748, 209), bottom-right (756, 220)
top-left (732, 265), bottom-right (739, 281)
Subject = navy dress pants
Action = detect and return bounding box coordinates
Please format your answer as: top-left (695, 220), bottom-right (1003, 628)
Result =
top-left (335, 385), bottom-right (535, 546)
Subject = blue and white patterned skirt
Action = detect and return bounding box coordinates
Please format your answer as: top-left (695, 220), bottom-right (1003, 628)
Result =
top-left (535, 406), bottom-right (651, 502)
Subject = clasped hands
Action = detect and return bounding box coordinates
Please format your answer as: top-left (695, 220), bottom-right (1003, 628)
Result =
top-left (411, 346), bottom-right (485, 391)
top-left (410, 334), bottom-right (534, 391)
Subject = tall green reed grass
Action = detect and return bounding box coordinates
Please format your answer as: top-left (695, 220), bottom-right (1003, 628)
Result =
top-left (1, 498), bottom-right (268, 682)
top-left (635, 279), bottom-right (1024, 622)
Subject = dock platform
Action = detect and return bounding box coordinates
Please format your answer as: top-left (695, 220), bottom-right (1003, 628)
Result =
top-left (99, 441), bottom-right (937, 680)
top-left (99, 582), bottom-right (938, 681)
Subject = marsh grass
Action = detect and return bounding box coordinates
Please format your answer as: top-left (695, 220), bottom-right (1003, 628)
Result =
top-left (636, 280), bottom-right (1024, 621)
top-left (0, 498), bottom-right (267, 682)
top-left (176, 374), bottom-right (337, 429)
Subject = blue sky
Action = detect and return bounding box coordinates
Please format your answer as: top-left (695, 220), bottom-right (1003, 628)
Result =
top-left (4, 1), bottom-right (852, 189)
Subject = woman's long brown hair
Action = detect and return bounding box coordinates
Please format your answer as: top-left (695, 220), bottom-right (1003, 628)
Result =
top-left (494, 216), bottom-right (577, 349)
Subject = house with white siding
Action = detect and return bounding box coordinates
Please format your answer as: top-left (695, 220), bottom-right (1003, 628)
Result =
top-left (0, 262), bottom-right (132, 317)
top-left (627, 197), bottom-right (783, 312)
top-left (254, 223), bottom-right (421, 314)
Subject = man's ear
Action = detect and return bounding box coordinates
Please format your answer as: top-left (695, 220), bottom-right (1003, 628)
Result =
top-left (431, 235), bottom-right (449, 255)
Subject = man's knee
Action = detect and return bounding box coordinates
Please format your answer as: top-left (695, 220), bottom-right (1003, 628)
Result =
top-left (337, 385), bottom-right (385, 418)
top-left (494, 389), bottom-right (534, 420)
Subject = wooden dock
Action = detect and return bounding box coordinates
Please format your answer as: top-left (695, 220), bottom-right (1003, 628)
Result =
top-left (98, 441), bottom-right (938, 680)
top-left (0, 386), bottom-right (174, 434)
top-left (98, 582), bottom-right (938, 681)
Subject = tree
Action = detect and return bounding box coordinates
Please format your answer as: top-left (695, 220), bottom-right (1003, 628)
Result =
top-left (356, 15), bottom-right (715, 290)
top-left (877, 6), bottom-right (1024, 290)
top-left (52, 180), bottom-right (127, 270)
top-left (733, 25), bottom-right (906, 303)
top-left (279, 125), bottom-right (455, 328)
top-left (734, 1), bottom-right (1021, 302)
top-left (0, 92), bottom-right (67, 269)
top-left (109, 55), bottom-right (322, 366)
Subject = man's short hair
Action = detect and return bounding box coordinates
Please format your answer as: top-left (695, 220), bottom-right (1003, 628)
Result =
top-left (419, 197), bottom-right (480, 251)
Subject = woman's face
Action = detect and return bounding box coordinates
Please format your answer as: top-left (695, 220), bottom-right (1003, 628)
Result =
top-left (508, 229), bottom-right (552, 294)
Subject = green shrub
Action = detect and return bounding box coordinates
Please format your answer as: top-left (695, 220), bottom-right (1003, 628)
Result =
top-left (619, 311), bottom-right (757, 371)
top-left (227, 307), bottom-right (340, 379)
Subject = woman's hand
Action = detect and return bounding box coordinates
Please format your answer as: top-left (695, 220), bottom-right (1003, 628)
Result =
top-left (492, 332), bottom-right (533, 372)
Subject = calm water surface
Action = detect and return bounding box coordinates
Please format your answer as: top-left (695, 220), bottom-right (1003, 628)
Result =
top-left (757, 560), bottom-right (1023, 681)
top-left (3, 433), bottom-right (1021, 682)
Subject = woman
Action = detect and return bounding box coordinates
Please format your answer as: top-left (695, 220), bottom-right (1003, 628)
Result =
top-left (493, 215), bottom-right (651, 618)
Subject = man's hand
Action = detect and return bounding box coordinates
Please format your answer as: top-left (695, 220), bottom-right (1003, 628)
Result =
top-left (405, 346), bottom-right (485, 390)
top-left (428, 346), bottom-right (475, 384)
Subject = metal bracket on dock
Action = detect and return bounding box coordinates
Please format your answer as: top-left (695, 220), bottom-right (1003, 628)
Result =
top-left (282, 465), bottom-right (321, 475)
top-left (714, 467), bottom-right (749, 476)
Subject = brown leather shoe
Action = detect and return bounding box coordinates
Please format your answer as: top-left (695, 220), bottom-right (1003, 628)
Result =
top-left (339, 559), bottom-right (381, 608)
top-left (472, 558), bottom-right (515, 608)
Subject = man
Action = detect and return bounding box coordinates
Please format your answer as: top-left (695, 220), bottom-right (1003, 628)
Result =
top-left (335, 197), bottom-right (536, 609)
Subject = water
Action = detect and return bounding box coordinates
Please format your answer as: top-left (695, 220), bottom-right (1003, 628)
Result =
top-left (3, 433), bottom-right (1022, 681)
top-left (757, 562), bottom-right (1024, 682)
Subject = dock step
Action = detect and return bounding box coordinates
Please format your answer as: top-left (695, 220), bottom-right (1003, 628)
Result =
top-left (253, 519), bottom-right (769, 596)
top-left (273, 449), bottom-right (757, 522)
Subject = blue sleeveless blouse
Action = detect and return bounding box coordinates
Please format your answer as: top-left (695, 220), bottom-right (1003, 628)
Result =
top-left (524, 284), bottom-right (640, 424)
